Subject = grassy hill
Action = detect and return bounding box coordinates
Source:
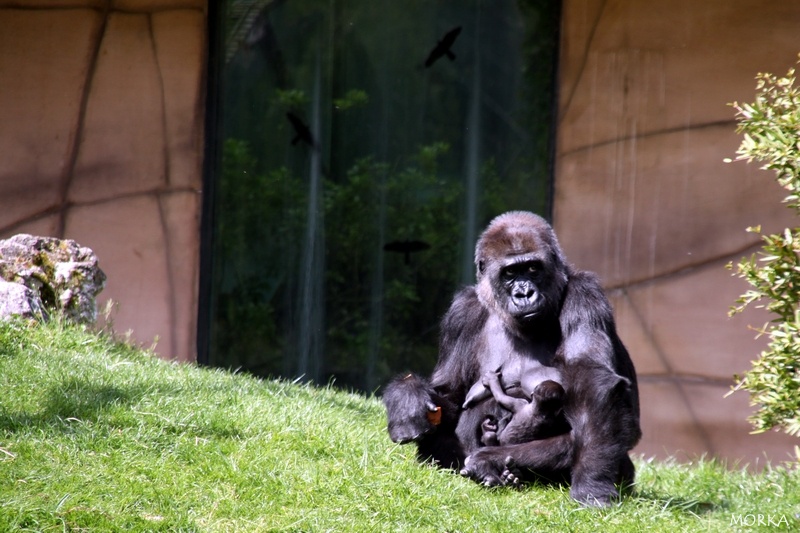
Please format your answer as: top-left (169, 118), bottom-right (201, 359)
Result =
top-left (1, 319), bottom-right (798, 532)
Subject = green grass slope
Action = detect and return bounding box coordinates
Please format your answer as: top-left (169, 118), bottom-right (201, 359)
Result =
top-left (1, 319), bottom-right (798, 532)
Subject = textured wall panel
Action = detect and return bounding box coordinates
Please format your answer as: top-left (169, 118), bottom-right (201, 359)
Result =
top-left (0, 9), bottom-right (101, 230)
top-left (0, 2), bottom-right (205, 362)
top-left (556, 0), bottom-right (800, 462)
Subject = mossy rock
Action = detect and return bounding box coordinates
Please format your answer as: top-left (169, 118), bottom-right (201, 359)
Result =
top-left (0, 234), bottom-right (106, 324)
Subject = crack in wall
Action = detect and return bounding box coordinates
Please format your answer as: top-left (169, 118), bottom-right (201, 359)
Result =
top-left (56, 1), bottom-right (111, 238)
top-left (605, 239), bottom-right (765, 293)
top-left (622, 288), bottom-right (716, 454)
top-left (148, 12), bottom-right (179, 359)
top-left (558, 0), bottom-right (608, 125)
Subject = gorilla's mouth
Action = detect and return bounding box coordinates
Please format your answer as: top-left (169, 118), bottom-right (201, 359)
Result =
top-left (390, 424), bottom-right (434, 444)
top-left (511, 300), bottom-right (541, 320)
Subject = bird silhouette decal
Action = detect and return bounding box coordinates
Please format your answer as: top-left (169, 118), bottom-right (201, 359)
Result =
top-left (424, 26), bottom-right (462, 68)
top-left (286, 112), bottom-right (316, 148)
top-left (383, 240), bottom-right (431, 265)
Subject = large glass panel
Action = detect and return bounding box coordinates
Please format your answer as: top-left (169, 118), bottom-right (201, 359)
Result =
top-left (203, 0), bottom-right (560, 392)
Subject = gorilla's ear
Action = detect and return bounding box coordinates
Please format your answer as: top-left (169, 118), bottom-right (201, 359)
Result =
top-left (608, 374), bottom-right (633, 401)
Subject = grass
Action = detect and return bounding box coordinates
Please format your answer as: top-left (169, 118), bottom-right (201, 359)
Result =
top-left (1, 319), bottom-right (799, 532)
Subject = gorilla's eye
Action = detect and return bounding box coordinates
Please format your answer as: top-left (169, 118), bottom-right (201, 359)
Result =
top-left (500, 268), bottom-right (516, 281)
top-left (503, 262), bottom-right (539, 279)
top-left (524, 260), bottom-right (545, 274)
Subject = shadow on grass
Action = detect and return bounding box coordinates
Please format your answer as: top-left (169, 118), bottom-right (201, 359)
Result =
top-left (627, 489), bottom-right (719, 515)
top-left (0, 377), bottom-right (244, 439)
top-left (470, 478), bottom-right (720, 516)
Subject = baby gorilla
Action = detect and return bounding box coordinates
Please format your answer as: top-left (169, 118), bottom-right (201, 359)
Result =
top-left (477, 370), bottom-right (570, 446)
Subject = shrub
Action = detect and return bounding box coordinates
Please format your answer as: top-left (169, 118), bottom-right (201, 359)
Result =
top-left (727, 56), bottom-right (800, 436)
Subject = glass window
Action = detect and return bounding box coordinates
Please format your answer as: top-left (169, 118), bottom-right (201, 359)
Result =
top-left (201, 0), bottom-right (560, 392)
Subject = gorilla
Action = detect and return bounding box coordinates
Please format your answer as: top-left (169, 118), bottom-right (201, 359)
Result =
top-left (382, 211), bottom-right (640, 506)
top-left (476, 370), bottom-right (570, 447)
top-left (461, 361), bottom-right (561, 409)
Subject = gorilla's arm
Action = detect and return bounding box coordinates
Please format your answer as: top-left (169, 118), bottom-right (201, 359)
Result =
top-left (461, 272), bottom-right (640, 505)
top-left (559, 271), bottom-right (640, 430)
top-left (555, 274), bottom-right (640, 503)
top-left (431, 287), bottom-right (488, 401)
top-left (483, 369), bottom-right (528, 413)
top-left (383, 287), bottom-right (488, 464)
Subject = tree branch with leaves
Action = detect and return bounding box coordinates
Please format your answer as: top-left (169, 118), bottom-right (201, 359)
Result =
top-left (727, 56), bottom-right (800, 436)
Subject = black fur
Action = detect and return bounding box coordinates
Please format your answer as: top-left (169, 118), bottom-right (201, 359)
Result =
top-left (383, 373), bottom-right (463, 469)
top-left (479, 372), bottom-right (570, 446)
top-left (382, 211), bottom-right (640, 506)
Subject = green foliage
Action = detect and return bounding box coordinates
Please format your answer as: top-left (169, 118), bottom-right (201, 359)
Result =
top-left (333, 89), bottom-right (369, 111)
top-left (2, 319), bottom-right (800, 531)
top-left (728, 57), bottom-right (800, 436)
top-left (214, 1), bottom-right (558, 390)
top-left (212, 138), bottom-right (508, 387)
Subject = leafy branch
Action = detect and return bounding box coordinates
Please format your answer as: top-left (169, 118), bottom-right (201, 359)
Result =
top-left (727, 56), bottom-right (800, 436)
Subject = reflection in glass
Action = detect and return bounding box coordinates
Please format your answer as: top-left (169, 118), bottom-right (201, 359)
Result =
top-left (203, 0), bottom-right (560, 392)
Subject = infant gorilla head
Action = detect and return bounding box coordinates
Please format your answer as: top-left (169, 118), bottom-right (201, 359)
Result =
top-left (474, 369), bottom-right (570, 447)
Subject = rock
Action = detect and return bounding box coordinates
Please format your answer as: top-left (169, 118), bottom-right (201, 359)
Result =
top-left (0, 279), bottom-right (45, 321)
top-left (0, 234), bottom-right (106, 324)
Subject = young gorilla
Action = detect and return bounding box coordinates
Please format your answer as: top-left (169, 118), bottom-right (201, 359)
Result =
top-left (382, 211), bottom-right (641, 507)
top-left (461, 359), bottom-right (561, 409)
top-left (478, 370), bottom-right (570, 447)
top-left (460, 362), bottom-right (569, 446)
top-left (383, 373), bottom-right (463, 469)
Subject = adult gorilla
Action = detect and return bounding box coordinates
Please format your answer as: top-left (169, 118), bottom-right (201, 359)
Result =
top-left (383, 211), bottom-right (640, 506)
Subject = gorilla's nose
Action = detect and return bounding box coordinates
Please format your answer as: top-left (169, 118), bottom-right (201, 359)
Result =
top-left (514, 288), bottom-right (533, 299)
top-left (513, 286), bottom-right (536, 303)
top-left (512, 281), bottom-right (535, 300)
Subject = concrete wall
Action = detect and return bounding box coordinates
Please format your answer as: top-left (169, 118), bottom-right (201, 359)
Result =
top-left (0, 0), bottom-right (206, 361)
top-left (554, 0), bottom-right (800, 463)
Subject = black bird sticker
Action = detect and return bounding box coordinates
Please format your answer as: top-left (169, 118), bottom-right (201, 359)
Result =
top-left (383, 240), bottom-right (431, 265)
top-left (286, 112), bottom-right (315, 148)
top-left (424, 26), bottom-right (462, 68)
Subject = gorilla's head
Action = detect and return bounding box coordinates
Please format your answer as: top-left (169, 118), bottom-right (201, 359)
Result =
top-left (474, 211), bottom-right (569, 330)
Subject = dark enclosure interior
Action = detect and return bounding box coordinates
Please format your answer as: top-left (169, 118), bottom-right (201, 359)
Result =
top-left (201, 0), bottom-right (560, 392)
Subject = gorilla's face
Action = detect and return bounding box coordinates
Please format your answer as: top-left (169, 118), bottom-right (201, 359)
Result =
top-left (496, 257), bottom-right (547, 321)
top-left (474, 212), bottom-right (568, 328)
